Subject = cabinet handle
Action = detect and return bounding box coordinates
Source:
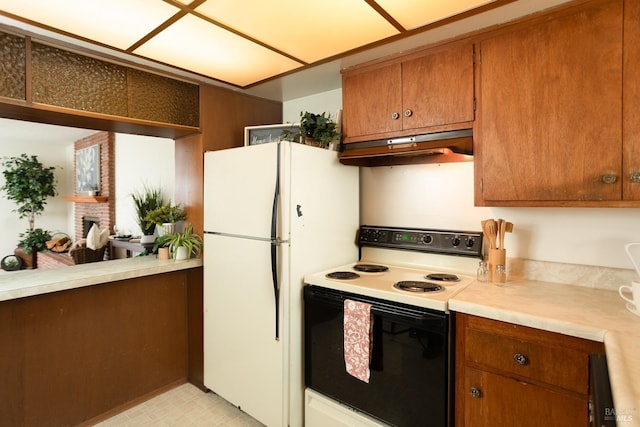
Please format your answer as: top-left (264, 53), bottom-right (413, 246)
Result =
top-left (404, 109), bottom-right (413, 117)
top-left (470, 387), bottom-right (482, 398)
top-left (601, 174), bottom-right (617, 184)
top-left (513, 353), bottom-right (529, 365)
top-left (631, 172), bottom-right (640, 183)
top-left (391, 112), bottom-right (400, 120)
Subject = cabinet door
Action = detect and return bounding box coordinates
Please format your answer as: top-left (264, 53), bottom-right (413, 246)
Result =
top-left (402, 43), bottom-right (474, 130)
top-left (342, 63), bottom-right (402, 139)
top-left (623, 0), bottom-right (640, 200)
top-left (463, 368), bottom-right (587, 427)
top-left (478, 1), bottom-right (623, 203)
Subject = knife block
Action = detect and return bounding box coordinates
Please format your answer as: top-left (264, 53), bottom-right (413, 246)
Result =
top-left (488, 248), bottom-right (506, 282)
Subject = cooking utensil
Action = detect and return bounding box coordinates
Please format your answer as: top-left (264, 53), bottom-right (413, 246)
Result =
top-left (498, 219), bottom-right (506, 250)
top-left (483, 219), bottom-right (497, 249)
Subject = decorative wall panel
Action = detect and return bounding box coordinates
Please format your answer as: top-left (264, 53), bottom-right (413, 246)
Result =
top-left (128, 69), bottom-right (199, 127)
top-left (32, 43), bottom-right (128, 116)
top-left (0, 31), bottom-right (26, 100)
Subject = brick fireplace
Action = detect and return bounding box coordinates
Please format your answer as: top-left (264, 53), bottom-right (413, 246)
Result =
top-left (37, 131), bottom-right (115, 269)
top-left (72, 132), bottom-right (115, 241)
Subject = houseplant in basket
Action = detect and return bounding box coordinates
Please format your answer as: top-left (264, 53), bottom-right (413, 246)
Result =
top-left (1, 154), bottom-right (57, 268)
top-left (154, 223), bottom-right (202, 260)
top-left (131, 185), bottom-right (166, 244)
top-left (145, 203), bottom-right (187, 236)
top-left (299, 111), bottom-right (340, 148)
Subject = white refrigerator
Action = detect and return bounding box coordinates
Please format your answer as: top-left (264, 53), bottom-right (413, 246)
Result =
top-left (203, 141), bottom-right (359, 427)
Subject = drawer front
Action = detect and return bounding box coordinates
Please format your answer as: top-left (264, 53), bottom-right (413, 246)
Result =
top-left (465, 328), bottom-right (589, 394)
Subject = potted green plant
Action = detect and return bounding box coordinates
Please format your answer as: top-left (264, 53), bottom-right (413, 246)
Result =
top-left (299, 111), bottom-right (340, 148)
top-left (17, 228), bottom-right (52, 254)
top-left (131, 185), bottom-right (166, 243)
top-left (1, 154), bottom-right (58, 268)
top-left (154, 223), bottom-right (202, 260)
top-left (145, 203), bottom-right (187, 236)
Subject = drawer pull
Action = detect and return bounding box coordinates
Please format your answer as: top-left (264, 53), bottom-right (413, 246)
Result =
top-left (470, 387), bottom-right (482, 398)
top-left (391, 112), bottom-right (400, 120)
top-left (513, 353), bottom-right (529, 365)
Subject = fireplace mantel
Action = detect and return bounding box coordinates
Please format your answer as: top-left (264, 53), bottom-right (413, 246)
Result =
top-left (63, 196), bottom-right (109, 203)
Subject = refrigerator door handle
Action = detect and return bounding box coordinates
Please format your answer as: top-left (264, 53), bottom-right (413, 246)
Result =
top-left (270, 141), bottom-right (281, 341)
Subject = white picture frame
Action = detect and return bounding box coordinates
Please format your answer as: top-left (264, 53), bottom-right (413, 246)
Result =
top-left (244, 123), bottom-right (300, 146)
top-left (76, 144), bottom-right (100, 194)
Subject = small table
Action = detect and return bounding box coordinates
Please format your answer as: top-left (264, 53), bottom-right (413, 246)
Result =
top-left (108, 238), bottom-right (152, 259)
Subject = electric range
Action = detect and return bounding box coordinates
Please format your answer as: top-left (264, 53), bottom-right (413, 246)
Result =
top-left (303, 225), bottom-right (483, 427)
top-left (304, 225), bottom-right (483, 311)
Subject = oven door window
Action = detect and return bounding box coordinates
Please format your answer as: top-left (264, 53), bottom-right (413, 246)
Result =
top-left (304, 286), bottom-right (449, 427)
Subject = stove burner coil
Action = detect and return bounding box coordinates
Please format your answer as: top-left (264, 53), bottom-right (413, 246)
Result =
top-left (326, 271), bottom-right (360, 280)
top-left (425, 273), bottom-right (460, 282)
top-left (353, 263), bottom-right (389, 273)
top-left (393, 281), bottom-right (444, 293)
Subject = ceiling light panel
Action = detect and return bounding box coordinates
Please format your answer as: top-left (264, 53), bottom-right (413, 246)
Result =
top-left (375, 0), bottom-right (497, 30)
top-left (194, 0), bottom-right (399, 64)
top-left (133, 14), bottom-right (303, 87)
top-left (0, 0), bottom-right (180, 50)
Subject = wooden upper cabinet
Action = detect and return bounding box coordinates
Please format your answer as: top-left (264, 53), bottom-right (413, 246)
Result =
top-left (476, 0), bottom-right (624, 205)
top-left (623, 0), bottom-right (640, 200)
top-left (342, 43), bottom-right (474, 143)
top-left (342, 63), bottom-right (403, 139)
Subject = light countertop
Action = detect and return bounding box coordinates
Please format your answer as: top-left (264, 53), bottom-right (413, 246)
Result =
top-left (0, 256), bottom-right (202, 302)
top-left (450, 279), bottom-right (640, 426)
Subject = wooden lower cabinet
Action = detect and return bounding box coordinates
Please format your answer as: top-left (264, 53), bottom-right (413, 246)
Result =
top-left (455, 313), bottom-right (604, 426)
top-left (0, 270), bottom-right (200, 427)
top-left (463, 368), bottom-right (587, 427)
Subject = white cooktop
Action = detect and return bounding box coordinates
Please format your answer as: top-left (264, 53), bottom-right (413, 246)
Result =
top-left (304, 259), bottom-right (475, 312)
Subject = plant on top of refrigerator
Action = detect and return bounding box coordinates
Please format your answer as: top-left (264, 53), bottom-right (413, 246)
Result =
top-left (299, 111), bottom-right (340, 146)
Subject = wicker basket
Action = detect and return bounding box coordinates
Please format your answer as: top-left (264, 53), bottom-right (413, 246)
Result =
top-left (69, 246), bottom-right (106, 264)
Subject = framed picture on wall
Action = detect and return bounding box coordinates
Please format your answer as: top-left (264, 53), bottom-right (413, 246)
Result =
top-left (76, 144), bottom-right (100, 195)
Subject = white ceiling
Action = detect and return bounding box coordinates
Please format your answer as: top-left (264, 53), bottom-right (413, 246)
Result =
top-left (0, 118), bottom-right (96, 146)
top-left (0, 0), bottom-right (571, 143)
top-left (1, 0), bottom-right (499, 87)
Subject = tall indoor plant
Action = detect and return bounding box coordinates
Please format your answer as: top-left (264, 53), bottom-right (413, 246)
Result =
top-left (131, 185), bottom-right (166, 243)
top-left (1, 154), bottom-right (57, 266)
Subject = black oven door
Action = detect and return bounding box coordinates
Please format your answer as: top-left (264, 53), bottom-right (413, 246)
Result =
top-left (304, 285), bottom-right (451, 427)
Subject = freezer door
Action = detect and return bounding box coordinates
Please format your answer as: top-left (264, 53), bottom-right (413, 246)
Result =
top-left (203, 233), bottom-right (287, 427)
top-left (204, 143), bottom-right (284, 239)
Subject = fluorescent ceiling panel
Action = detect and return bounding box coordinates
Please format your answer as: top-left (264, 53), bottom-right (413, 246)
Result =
top-left (133, 14), bottom-right (303, 87)
top-left (375, 0), bottom-right (497, 30)
top-left (195, 0), bottom-right (399, 63)
top-left (0, 0), bottom-right (179, 50)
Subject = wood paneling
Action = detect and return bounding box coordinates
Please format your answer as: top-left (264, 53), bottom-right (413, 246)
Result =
top-left (186, 267), bottom-right (205, 390)
top-left (174, 85), bottom-right (280, 389)
top-left (0, 272), bottom-right (189, 426)
top-left (174, 83), bottom-right (281, 237)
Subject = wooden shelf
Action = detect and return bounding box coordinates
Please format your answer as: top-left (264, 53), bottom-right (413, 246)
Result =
top-left (63, 196), bottom-right (109, 203)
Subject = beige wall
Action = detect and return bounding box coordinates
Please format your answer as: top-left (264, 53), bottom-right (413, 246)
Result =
top-left (283, 89), bottom-right (640, 270)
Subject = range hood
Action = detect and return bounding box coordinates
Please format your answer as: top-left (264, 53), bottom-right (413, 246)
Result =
top-left (338, 129), bottom-right (473, 167)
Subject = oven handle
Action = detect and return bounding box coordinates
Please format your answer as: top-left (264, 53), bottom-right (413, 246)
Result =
top-left (371, 307), bottom-right (446, 329)
top-left (305, 285), bottom-right (446, 328)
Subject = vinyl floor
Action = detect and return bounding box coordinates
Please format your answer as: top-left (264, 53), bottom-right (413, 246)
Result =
top-left (94, 383), bottom-right (264, 426)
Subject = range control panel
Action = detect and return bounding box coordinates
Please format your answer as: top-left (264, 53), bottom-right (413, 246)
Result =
top-left (358, 225), bottom-right (483, 258)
